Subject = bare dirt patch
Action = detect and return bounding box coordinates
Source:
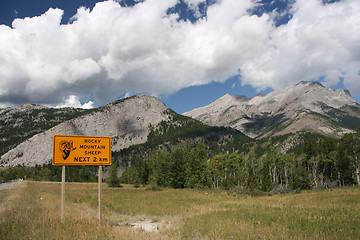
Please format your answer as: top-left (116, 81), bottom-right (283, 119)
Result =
top-left (106, 212), bottom-right (177, 234)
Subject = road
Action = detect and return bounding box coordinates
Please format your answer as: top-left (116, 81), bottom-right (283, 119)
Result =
top-left (0, 179), bottom-right (23, 190)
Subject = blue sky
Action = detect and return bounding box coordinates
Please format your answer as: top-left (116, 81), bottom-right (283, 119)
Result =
top-left (164, 77), bottom-right (272, 113)
top-left (0, 0), bottom-right (359, 113)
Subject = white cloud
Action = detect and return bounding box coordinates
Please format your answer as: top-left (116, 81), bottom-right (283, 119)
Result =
top-left (0, 0), bottom-right (359, 108)
top-left (68, 58), bottom-right (101, 82)
top-left (240, 0), bottom-right (360, 92)
top-left (56, 95), bottom-right (94, 109)
top-left (184, 0), bottom-right (205, 5)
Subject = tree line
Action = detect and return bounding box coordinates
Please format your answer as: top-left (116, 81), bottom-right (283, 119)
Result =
top-left (2, 129), bottom-right (359, 191)
top-left (0, 165), bottom-right (97, 183)
top-left (118, 129), bottom-right (360, 191)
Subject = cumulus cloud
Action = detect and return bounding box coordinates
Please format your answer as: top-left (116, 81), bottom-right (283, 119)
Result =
top-left (55, 95), bottom-right (94, 109)
top-left (0, 0), bottom-right (359, 108)
top-left (240, 0), bottom-right (360, 93)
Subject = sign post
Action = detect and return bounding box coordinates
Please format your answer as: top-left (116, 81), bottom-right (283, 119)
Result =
top-left (61, 166), bottom-right (65, 224)
top-left (98, 166), bottom-right (102, 224)
top-left (53, 135), bottom-right (111, 224)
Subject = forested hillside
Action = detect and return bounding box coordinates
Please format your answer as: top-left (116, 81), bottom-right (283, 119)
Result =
top-left (112, 111), bottom-right (252, 167)
top-left (0, 105), bottom-right (91, 156)
top-left (1, 94), bottom-right (359, 193)
top-left (119, 128), bottom-right (360, 191)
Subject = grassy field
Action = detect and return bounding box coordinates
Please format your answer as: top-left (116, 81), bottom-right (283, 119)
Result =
top-left (0, 181), bottom-right (359, 239)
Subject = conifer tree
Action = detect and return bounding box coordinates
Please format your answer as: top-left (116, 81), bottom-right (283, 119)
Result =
top-left (337, 140), bottom-right (355, 186)
top-left (260, 162), bottom-right (272, 192)
top-left (108, 162), bottom-right (120, 187)
top-left (246, 165), bottom-right (258, 190)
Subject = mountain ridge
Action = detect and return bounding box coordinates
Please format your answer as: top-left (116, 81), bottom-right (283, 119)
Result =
top-left (0, 95), bottom-right (171, 167)
top-left (183, 81), bottom-right (360, 138)
top-left (0, 94), bottom-right (251, 167)
top-left (1, 81), bottom-right (360, 167)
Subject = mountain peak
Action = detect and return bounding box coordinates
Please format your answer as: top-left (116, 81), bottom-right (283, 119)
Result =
top-left (17, 103), bottom-right (47, 111)
top-left (219, 93), bottom-right (232, 100)
top-left (296, 81), bottom-right (324, 88)
top-left (343, 89), bottom-right (352, 97)
top-left (184, 82), bottom-right (360, 138)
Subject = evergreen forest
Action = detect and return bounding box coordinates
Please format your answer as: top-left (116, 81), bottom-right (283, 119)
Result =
top-left (118, 128), bottom-right (360, 191)
top-left (1, 125), bottom-right (359, 193)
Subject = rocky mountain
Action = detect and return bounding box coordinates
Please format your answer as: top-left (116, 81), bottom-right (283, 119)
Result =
top-left (0, 104), bottom-right (90, 156)
top-left (2, 81), bottom-right (359, 168)
top-left (0, 95), bottom-right (171, 167)
top-left (0, 95), bottom-right (250, 167)
top-left (184, 81), bottom-right (360, 138)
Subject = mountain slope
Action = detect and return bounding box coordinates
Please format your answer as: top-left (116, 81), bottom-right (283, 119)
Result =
top-left (0, 95), bottom-right (171, 167)
top-left (184, 81), bottom-right (360, 138)
top-left (0, 95), bottom-right (251, 167)
top-left (0, 104), bottom-right (91, 156)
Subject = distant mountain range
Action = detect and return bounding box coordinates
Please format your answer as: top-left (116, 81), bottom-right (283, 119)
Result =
top-left (184, 81), bottom-right (360, 138)
top-left (0, 95), bottom-right (249, 167)
top-left (1, 81), bottom-right (359, 168)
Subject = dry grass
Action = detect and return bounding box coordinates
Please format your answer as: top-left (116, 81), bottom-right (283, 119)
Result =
top-left (0, 182), bottom-right (163, 240)
top-left (1, 182), bottom-right (359, 239)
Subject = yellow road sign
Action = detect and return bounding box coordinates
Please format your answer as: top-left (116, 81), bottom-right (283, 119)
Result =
top-left (53, 135), bottom-right (111, 165)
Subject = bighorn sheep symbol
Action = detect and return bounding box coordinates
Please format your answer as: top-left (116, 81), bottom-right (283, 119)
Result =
top-left (59, 140), bottom-right (76, 160)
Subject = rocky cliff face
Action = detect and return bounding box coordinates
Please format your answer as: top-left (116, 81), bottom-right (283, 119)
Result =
top-left (184, 81), bottom-right (360, 138)
top-left (0, 95), bottom-right (170, 167)
top-left (0, 104), bottom-right (90, 156)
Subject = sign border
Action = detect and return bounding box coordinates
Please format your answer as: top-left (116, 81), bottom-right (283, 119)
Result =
top-left (52, 135), bottom-right (112, 166)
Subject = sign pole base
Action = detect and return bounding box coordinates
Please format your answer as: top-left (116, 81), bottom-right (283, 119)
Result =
top-left (61, 166), bottom-right (65, 224)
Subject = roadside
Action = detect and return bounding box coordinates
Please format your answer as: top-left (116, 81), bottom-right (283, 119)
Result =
top-left (0, 179), bottom-right (23, 189)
